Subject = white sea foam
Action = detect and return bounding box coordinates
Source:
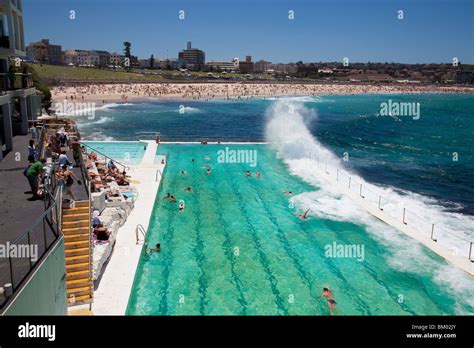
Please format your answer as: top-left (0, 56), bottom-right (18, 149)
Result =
top-left (56, 102), bottom-right (134, 116)
top-left (84, 131), bottom-right (115, 141)
top-left (92, 116), bottom-right (113, 124)
top-left (175, 106), bottom-right (201, 113)
top-left (265, 99), bottom-right (474, 313)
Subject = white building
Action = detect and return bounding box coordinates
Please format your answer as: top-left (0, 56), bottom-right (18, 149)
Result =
top-left (206, 60), bottom-right (236, 72)
top-left (0, 0), bottom-right (41, 161)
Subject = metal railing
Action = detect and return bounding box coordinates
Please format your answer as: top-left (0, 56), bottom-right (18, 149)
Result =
top-left (0, 73), bottom-right (35, 94)
top-left (0, 184), bottom-right (62, 310)
top-left (310, 157), bottom-right (474, 261)
top-left (80, 142), bottom-right (130, 172)
top-left (135, 224), bottom-right (146, 245)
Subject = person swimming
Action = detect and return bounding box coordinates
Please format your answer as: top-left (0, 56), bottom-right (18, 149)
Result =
top-left (179, 200), bottom-right (185, 211)
top-left (147, 243), bottom-right (161, 253)
top-left (180, 170), bottom-right (186, 175)
top-left (256, 171), bottom-right (260, 178)
top-left (299, 208), bottom-right (310, 220)
top-left (163, 192), bottom-right (171, 199)
top-left (170, 195), bottom-right (177, 203)
top-left (283, 190), bottom-right (293, 195)
top-left (245, 170), bottom-right (251, 177)
top-left (206, 168), bottom-right (211, 176)
top-left (318, 287), bottom-right (337, 316)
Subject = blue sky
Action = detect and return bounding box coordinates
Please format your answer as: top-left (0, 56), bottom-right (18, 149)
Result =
top-left (24, 0), bottom-right (474, 64)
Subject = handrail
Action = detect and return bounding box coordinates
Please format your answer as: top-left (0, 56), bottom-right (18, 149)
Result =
top-left (80, 142), bottom-right (130, 172)
top-left (0, 184), bottom-right (62, 310)
top-left (311, 157), bottom-right (474, 260)
top-left (135, 224), bottom-right (146, 245)
top-left (87, 180), bottom-right (93, 309)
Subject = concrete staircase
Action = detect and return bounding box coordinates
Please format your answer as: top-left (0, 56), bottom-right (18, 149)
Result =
top-left (62, 200), bottom-right (94, 306)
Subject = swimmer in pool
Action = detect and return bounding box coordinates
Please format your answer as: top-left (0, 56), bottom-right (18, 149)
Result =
top-left (256, 171), bottom-right (260, 178)
top-left (299, 208), bottom-right (310, 220)
top-left (185, 186), bottom-right (192, 192)
top-left (179, 200), bottom-right (185, 211)
top-left (283, 191), bottom-right (293, 195)
top-left (147, 243), bottom-right (161, 253)
top-left (318, 287), bottom-right (337, 316)
top-left (180, 170), bottom-right (186, 175)
top-left (163, 192), bottom-right (171, 200)
top-left (245, 170), bottom-right (251, 177)
top-left (169, 195), bottom-right (177, 203)
top-left (206, 168), bottom-right (211, 176)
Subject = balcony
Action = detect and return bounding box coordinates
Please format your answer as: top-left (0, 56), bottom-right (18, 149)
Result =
top-left (0, 72), bottom-right (34, 94)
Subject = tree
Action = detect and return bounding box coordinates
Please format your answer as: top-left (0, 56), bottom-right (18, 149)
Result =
top-left (150, 54), bottom-right (155, 69)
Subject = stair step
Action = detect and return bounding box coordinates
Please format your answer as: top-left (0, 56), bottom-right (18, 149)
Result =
top-left (72, 201), bottom-right (90, 208)
top-left (64, 233), bottom-right (90, 242)
top-left (62, 227), bottom-right (89, 234)
top-left (67, 294), bottom-right (93, 305)
top-left (66, 262), bottom-right (89, 271)
top-left (67, 269), bottom-right (90, 278)
top-left (65, 248), bottom-right (91, 257)
top-left (65, 254), bottom-right (91, 263)
top-left (64, 240), bottom-right (90, 249)
top-left (62, 220), bottom-right (90, 228)
top-left (63, 207), bottom-right (90, 215)
top-left (62, 213), bottom-right (92, 222)
top-left (67, 285), bottom-right (92, 294)
top-left (67, 278), bottom-right (91, 286)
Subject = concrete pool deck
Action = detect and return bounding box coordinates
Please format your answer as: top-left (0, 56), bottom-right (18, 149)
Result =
top-left (92, 140), bottom-right (165, 314)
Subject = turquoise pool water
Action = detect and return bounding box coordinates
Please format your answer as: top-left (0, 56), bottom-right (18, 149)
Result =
top-left (81, 141), bottom-right (147, 165)
top-left (126, 144), bottom-right (474, 315)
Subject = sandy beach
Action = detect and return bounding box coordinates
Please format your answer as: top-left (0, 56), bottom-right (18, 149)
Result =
top-left (51, 82), bottom-right (474, 104)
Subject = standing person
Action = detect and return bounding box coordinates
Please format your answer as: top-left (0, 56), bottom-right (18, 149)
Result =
top-left (26, 158), bottom-right (46, 201)
top-left (57, 151), bottom-right (71, 167)
top-left (50, 133), bottom-right (61, 153)
top-left (71, 140), bottom-right (82, 167)
top-left (56, 164), bottom-right (80, 200)
top-left (318, 287), bottom-right (338, 316)
top-left (27, 139), bottom-right (38, 160)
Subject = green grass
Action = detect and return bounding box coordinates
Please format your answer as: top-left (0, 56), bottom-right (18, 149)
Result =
top-left (32, 64), bottom-right (164, 84)
top-left (31, 64), bottom-right (273, 85)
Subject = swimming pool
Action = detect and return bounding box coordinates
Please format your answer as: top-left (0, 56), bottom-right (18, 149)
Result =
top-left (126, 144), bottom-right (474, 315)
top-left (81, 141), bottom-right (147, 165)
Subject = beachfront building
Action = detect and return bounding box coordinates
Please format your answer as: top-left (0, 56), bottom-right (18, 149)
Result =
top-left (0, 0), bottom-right (41, 161)
top-left (158, 58), bottom-right (180, 70)
top-left (254, 60), bottom-right (271, 73)
top-left (63, 48), bottom-right (78, 65)
top-left (26, 39), bottom-right (62, 65)
top-left (237, 56), bottom-right (254, 73)
top-left (93, 50), bottom-right (110, 67)
top-left (178, 41), bottom-right (205, 70)
top-left (109, 52), bottom-right (124, 67)
top-left (76, 50), bottom-right (99, 67)
top-left (269, 63), bottom-right (298, 75)
top-left (205, 60), bottom-right (236, 72)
